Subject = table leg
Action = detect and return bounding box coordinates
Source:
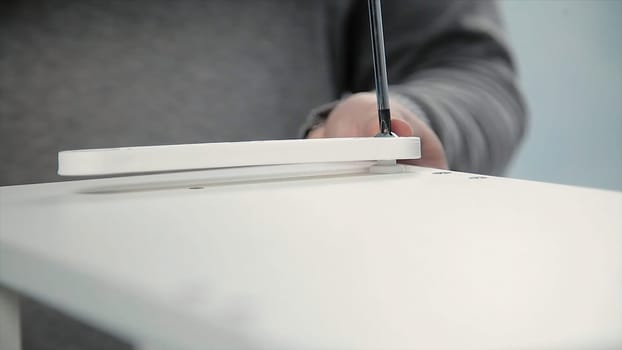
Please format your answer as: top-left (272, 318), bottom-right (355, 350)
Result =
top-left (0, 286), bottom-right (21, 350)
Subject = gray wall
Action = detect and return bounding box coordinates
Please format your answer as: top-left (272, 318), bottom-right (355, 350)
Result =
top-left (500, 0), bottom-right (622, 191)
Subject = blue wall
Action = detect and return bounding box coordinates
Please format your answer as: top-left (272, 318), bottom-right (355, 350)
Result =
top-left (500, 1), bottom-right (622, 191)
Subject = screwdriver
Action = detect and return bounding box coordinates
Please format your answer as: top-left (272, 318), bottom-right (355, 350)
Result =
top-left (367, 0), bottom-right (393, 137)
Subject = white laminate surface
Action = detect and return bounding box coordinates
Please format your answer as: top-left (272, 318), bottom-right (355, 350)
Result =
top-left (1, 164), bottom-right (621, 349)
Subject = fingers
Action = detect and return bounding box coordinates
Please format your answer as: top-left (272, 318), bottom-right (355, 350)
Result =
top-left (304, 92), bottom-right (449, 170)
top-left (307, 125), bottom-right (325, 138)
top-left (360, 117), bottom-right (413, 137)
top-left (389, 118), bottom-right (413, 137)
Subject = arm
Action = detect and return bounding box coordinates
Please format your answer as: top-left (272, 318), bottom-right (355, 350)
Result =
top-left (307, 0), bottom-right (526, 175)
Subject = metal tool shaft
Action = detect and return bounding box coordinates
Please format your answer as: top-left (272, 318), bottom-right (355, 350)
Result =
top-left (368, 0), bottom-right (392, 136)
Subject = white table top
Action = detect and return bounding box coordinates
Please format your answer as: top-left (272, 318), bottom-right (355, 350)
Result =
top-left (1, 163), bottom-right (621, 349)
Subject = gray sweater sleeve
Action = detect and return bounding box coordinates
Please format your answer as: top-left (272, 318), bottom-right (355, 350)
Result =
top-left (307, 0), bottom-right (527, 175)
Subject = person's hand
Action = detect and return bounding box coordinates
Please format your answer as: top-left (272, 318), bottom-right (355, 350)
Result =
top-left (307, 92), bottom-right (448, 169)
